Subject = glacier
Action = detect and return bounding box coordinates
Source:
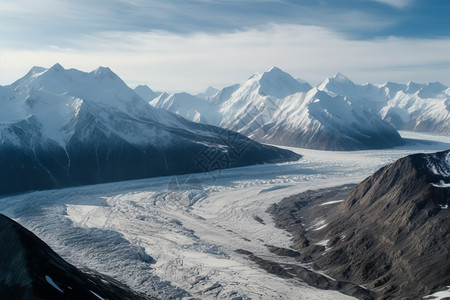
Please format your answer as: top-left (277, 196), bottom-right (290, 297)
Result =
top-left (1, 131), bottom-right (449, 299)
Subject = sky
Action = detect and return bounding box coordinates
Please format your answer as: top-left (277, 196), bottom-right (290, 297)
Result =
top-left (1, 0), bottom-right (449, 93)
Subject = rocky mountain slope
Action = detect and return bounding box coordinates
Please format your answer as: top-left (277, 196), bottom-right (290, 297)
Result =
top-left (269, 150), bottom-right (450, 299)
top-left (0, 214), bottom-right (154, 299)
top-left (0, 64), bottom-right (300, 195)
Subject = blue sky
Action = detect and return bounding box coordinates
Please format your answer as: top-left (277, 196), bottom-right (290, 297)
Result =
top-left (1, 0), bottom-right (449, 92)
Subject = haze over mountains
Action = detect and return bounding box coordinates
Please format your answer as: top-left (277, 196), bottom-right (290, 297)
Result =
top-left (148, 67), bottom-right (450, 150)
top-left (0, 64), bottom-right (299, 195)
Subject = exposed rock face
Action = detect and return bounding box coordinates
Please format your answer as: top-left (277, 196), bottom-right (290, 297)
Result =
top-left (0, 214), bottom-right (154, 300)
top-left (269, 150), bottom-right (450, 299)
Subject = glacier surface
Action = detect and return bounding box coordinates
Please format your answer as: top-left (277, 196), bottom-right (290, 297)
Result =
top-left (1, 131), bottom-right (449, 299)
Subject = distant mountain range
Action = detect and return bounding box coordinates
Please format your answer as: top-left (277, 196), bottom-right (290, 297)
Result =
top-left (0, 64), bottom-right (300, 195)
top-left (149, 67), bottom-right (450, 150)
top-left (318, 72), bottom-right (450, 135)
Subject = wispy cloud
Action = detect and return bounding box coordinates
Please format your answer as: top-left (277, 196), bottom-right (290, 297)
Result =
top-left (370, 0), bottom-right (412, 8)
top-left (1, 1), bottom-right (448, 92)
top-left (2, 24), bottom-right (449, 92)
top-left (1, 0), bottom-right (447, 51)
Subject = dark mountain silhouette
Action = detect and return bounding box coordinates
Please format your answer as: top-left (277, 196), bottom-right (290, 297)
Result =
top-left (0, 214), bottom-right (155, 299)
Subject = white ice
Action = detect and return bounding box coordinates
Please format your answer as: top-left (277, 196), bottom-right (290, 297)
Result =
top-left (1, 131), bottom-right (450, 299)
top-left (45, 275), bottom-right (64, 293)
top-left (423, 286), bottom-right (450, 299)
top-left (319, 200), bottom-right (344, 206)
top-left (90, 290), bottom-right (106, 300)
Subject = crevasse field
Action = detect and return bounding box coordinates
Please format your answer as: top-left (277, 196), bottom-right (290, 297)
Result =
top-left (1, 131), bottom-right (449, 300)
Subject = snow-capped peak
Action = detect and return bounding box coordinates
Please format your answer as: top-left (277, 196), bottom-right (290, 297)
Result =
top-left (93, 66), bottom-right (117, 79)
top-left (49, 62), bottom-right (64, 72)
top-left (333, 72), bottom-right (352, 83)
top-left (196, 86), bottom-right (219, 99)
top-left (259, 67), bottom-right (292, 83)
top-left (318, 72), bottom-right (356, 96)
top-left (29, 66), bottom-right (47, 74)
top-left (256, 66), bottom-right (312, 98)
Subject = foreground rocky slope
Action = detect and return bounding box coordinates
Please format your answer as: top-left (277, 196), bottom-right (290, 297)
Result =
top-left (269, 150), bottom-right (450, 299)
top-left (0, 214), bottom-right (155, 300)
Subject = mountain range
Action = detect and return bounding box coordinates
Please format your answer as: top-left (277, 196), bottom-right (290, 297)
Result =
top-left (149, 67), bottom-right (450, 150)
top-left (0, 64), bottom-right (300, 195)
top-left (319, 73), bottom-right (450, 135)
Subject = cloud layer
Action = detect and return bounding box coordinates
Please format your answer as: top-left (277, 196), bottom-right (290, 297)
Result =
top-left (1, 0), bottom-right (449, 92)
top-left (2, 24), bottom-right (449, 92)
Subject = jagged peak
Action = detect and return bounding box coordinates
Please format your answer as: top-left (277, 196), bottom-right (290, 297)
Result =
top-left (332, 72), bottom-right (353, 83)
top-left (92, 66), bottom-right (115, 77)
top-left (204, 86), bottom-right (219, 94)
top-left (260, 66), bottom-right (292, 80)
top-left (135, 84), bottom-right (154, 92)
top-left (318, 72), bottom-right (355, 94)
top-left (252, 66), bottom-right (312, 97)
top-left (267, 66), bottom-right (283, 73)
top-left (11, 66), bottom-right (47, 86)
top-left (29, 66), bottom-right (47, 74)
top-left (383, 81), bottom-right (404, 88)
top-left (48, 63), bottom-right (64, 72)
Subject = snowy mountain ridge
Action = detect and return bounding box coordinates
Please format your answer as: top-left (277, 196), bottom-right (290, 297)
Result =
top-left (0, 64), bottom-right (300, 195)
top-left (318, 74), bottom-right (450, 134)
top-left (256, 88), bottom-right (404, 150)
top-left (150, 67), bottom-right (407, 150)
top-left (149, 67), bottom-right (448, 150)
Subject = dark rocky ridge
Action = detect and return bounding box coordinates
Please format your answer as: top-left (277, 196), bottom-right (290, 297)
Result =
top-left (234, 248), bottom-right (375, 299)
top-left (0, 214), bottom-right (156, 300)
top-left (0, 116), bottom-right (299, 196)
top-left (256, 121), bottom-right (404, 151)
top-left (269, 150), bottom-right (450, 299)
